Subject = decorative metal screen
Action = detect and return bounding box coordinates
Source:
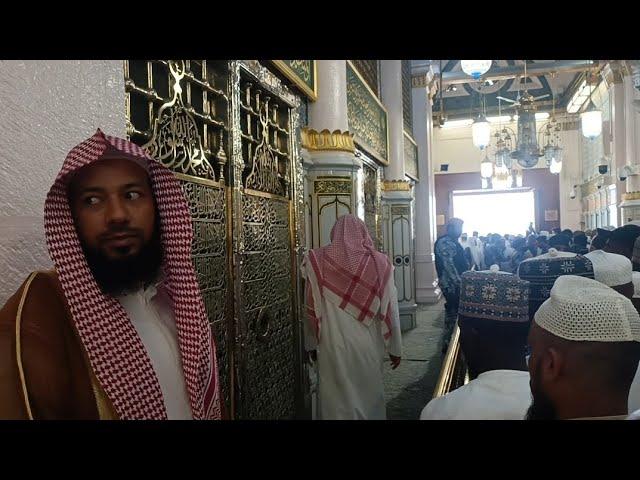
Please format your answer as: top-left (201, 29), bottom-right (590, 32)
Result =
top-left (125, 59), bottom-right (233, 413)
top-left (350, 60), bottom-right (380, 97)
top-left (233, 62), bottom-right (303, 419)
top-left (363, 161), bottom-right (382, 250)
top-left (402, 60), bottom-right (413, 136)
top-left (125, 60), bottom-right (306, 419)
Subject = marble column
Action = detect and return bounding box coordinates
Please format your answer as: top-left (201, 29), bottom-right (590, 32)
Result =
top-left (380, 60), bottom-right (417, 330)
top-left (302, 60), bottom-right (362, 249)
top-left (412, 65), bottom-right (442, 304)
top-left (619, 64), bottom-right (640, 223)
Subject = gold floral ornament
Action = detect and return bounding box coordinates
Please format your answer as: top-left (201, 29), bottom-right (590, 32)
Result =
top-left (143, 60), bottom-right (217, 181)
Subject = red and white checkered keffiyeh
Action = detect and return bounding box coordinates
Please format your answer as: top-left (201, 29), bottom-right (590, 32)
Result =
top-left (44, 129), bottom-right (221, 420)
top-left (303, 214), bottom-right (394, 342)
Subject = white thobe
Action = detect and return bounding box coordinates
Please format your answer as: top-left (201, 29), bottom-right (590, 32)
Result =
top-left (117, 283), bottom-right (193, 420)
top-left (301, 264), bottom-right (402, 420)
top-left (420, 370), bottom-right (531, 420)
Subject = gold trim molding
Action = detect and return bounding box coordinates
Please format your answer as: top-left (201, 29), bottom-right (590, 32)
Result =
top-left (412, 74), bottom-right (428, 88)
top-left (623, 191), bottom-right (640, 201)
top-left (301, 128), bottom-right (355, 153)
top-left (271, 60), bottom-right (318, 101)
top-left (382, 179), bottom-right (412, 191)
top-left (391, 205), bottom-right (410, 215)
top-left (314, 179), bottom-right (352, 195)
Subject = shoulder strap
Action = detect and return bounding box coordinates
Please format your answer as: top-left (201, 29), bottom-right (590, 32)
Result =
top-left (15, 271), bottom-right (39, 420)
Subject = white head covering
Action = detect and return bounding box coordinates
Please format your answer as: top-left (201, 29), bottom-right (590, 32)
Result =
top-left (585, 250), bottom-right (633, 287)
top-left (539, 231), bottom-right (550, 238)
top-left (534, 275), bottom-right (640, 342)
top-left (480, 264), bottom-right (510, 274)
top-left (532, 248), bottom-right (577, 259)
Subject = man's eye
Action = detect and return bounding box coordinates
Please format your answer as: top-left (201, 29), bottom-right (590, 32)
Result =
top-left (126, 191), bottom-right (141, 200)
top-left (84, 196), bottom-right (100, 205)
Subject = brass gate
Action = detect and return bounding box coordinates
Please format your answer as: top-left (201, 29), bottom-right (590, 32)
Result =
top-left (124, 59), bottom-right (306, 419)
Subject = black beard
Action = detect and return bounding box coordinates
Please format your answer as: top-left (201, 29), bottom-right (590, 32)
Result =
top-left (82, 228), bottom-right (164, 296)
top-left (525, 388), bottom-right (558, 420)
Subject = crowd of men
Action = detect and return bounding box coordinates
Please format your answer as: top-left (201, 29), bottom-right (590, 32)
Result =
top-left (429, 217), bottom-right (640, 420)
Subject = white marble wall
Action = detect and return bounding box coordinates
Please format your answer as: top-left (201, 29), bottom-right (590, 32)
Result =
top-left (0, 60), bottom-right (125, 304)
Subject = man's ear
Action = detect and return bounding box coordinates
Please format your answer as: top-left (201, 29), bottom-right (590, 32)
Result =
top-left (542, 346), bottom-right (564, 383)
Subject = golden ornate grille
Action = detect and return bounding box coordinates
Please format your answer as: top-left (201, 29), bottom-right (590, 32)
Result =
top-left (125, 60), bottom-right (307, 419)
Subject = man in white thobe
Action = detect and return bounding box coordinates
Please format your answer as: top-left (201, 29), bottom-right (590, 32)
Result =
top-left (301, 214), bottom-right (402, 420)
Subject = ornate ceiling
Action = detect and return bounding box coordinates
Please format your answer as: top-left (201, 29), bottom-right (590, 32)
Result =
top-left (421, 60), bottom-right (590, 119)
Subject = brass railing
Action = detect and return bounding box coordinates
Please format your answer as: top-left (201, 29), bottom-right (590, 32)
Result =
top-left (433, 324), bottom-right (469, 398)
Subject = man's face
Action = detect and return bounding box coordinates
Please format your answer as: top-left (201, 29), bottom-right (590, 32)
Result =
top-left (69, 159), bottom-right (155, 261)
top-left (69, 159), bottom-right (162, 295)
top-left (525, 323), bottom-right (560, 420)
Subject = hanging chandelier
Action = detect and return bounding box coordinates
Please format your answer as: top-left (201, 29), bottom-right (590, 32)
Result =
top-left (471, 88), bottom-right (490, 149)
top-left (480, 153), bottom-right (494, 179)
top-left (510, 91), bottom-right (543, 168)
top-left (581, 109), bottom-right (602, 139)
top-left (472, 115), bottom-right (490, 149)
top-left (538, 84), bottom-right (563, 175)
top-left (489, 61), bottom-right (562, 173)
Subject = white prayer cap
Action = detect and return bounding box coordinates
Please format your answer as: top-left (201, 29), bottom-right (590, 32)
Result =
top-left (585, 250), bottom-right (632, 287)
top-left (481, 264), bottom-right (509, 274)
top-left (540, 231), bottom-right (550, 238)
top-left (534, 275), bottom-right (640, 343)
top-left (534, 248), bottom-right (577, 259)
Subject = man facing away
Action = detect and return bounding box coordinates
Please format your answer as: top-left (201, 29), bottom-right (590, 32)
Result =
top-left (420, 269), bottom-right (532, 420)
top-left (0, 129), bottom-right (222, 420)
top-left (301, 214), bottom-right (402, 420)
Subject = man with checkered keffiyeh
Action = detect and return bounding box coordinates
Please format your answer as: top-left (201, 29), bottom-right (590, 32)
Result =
top-left (302, 214), bottom-right (403, 420)
top-left (0, 130), bottom-right (222, 420)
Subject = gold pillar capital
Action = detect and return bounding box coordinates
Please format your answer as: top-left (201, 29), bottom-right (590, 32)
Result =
top-left (301, 128), bottom-right (355, 153)
top-left (382, 179), bottom-right (412, 191)
top-left (623, 191), bottom-right (640, 201)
